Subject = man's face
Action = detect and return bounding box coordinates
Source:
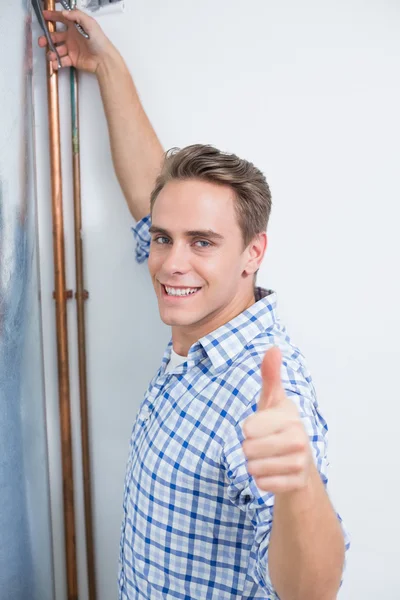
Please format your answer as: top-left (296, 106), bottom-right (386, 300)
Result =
top-left (148, 179), bottom-right (264, 332)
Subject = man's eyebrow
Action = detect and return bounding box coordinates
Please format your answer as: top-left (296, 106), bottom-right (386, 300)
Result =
top-left (149, 225), bottom-right (170, 235)
top-left (186, 229), bottom-right (224, 240)
top-left (149, 226), bottom-right (224, 240)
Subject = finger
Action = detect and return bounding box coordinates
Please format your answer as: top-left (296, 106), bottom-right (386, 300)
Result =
top-left (50, 55), bottom-right (72, 71)
top-left (61, 8), bottom-right (93, 29)
top-left (51, 31), bottom-right (68, 44)
top-left (258, 346), bottom-right (285, 411)
top-left (242, 429), bottom-right (307, 460)
top-left (56, 45), bottom-right (69, 58)
top-left (247, 453), bottom-right (307, 478)
top-left (253, 474), bottom-right (305, 494)
top-left (39, 31), bottom-right (67, 47)
top-left (48, 45), bottom-right (69, 61)
top-left (243, 405), bottom-right (296, 439)
top-left (42, 9), bottom-right (68, 25)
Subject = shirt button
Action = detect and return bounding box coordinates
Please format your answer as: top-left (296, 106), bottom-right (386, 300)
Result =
top-left (141, 407), bottom-right (151, 421)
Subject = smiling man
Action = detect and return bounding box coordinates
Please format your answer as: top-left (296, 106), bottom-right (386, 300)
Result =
top-left (147, 173), bottom-right (266, 352)
top-left (39, 8), bottom-right (349, 600)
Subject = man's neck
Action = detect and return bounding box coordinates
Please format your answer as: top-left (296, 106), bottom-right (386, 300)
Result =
top-left (171, 289), bottom-right (256, 356)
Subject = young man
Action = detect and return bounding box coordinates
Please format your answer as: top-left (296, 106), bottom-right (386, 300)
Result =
top-left (39, 9), bottom-right (349, 599)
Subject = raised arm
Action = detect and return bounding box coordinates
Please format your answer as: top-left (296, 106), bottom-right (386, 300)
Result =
top-left (39, 8), bottom-right (164, 221)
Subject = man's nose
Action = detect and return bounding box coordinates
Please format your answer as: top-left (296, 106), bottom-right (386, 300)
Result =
top-left (161, 243), bottom-right (191, 275)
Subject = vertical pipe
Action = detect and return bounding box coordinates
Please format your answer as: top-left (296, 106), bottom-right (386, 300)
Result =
top-left (70, 56), bottom-right (97, 600)
top-left (44, 1), bottom-right (78, 598)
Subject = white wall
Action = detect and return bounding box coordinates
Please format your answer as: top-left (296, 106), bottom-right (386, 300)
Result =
top-left (33, 1), bottom-right (400, 599)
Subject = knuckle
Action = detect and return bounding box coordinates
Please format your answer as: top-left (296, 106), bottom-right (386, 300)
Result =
top-left (293, 436), bottom-right (307, 453)
top-left (292, 454), bottom-right (306, 473)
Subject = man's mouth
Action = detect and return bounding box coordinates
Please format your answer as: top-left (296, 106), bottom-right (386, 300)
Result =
top-left (161, 284), bottom-right (202, 298)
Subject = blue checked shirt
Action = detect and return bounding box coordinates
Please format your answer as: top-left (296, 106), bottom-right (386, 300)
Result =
top-left (118, 215), bottom-right (350, 599)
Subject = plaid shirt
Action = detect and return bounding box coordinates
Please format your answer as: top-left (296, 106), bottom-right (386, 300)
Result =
top-left (118, 215), bottom-right (349, 599)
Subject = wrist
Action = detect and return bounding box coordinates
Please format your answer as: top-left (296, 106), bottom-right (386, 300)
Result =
top-left (96, 43), bottom-right (125, 78)
top-left (275, 462), bottom-right (320, 513)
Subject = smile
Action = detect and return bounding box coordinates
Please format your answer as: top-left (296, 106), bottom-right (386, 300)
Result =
top-left (162, 285), bottom-right (201, 297)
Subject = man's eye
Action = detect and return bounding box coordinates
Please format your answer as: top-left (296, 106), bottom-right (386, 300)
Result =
top-left (154, 236), bottom-right (170, 245)
top-left (194, 240), bottom-right (211, 248)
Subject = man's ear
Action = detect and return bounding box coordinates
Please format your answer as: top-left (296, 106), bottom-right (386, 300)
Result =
top-left (243, 232), bottom-right (267, 276)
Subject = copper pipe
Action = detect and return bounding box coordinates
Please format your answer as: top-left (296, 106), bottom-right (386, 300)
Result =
top-left (45, 1), bottom-right (78, 598)
top-left (70, 63), bottom-right (97, 600)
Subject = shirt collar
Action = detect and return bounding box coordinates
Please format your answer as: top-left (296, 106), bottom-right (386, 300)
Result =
top-left (161, 287), bottom-right (278, 375)
top-left (196, 287), bottom-right (277, 373)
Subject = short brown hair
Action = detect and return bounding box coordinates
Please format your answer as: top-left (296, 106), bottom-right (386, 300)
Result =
top-left (150, 144), bottom-right (272, 247)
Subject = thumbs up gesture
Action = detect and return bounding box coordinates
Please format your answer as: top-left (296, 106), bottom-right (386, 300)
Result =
top-left (242, 347), bottom-right (312, 494)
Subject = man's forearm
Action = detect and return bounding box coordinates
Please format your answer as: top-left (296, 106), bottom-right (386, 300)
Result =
top-left (96, 47), bottom-right (164, 221)
top-left (268, 464), bottom-right (345, 600)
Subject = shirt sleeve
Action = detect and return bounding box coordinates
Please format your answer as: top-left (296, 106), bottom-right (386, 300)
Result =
top-left (131, 214), bottom-right (151, 263)
top-left (221, 361), bottom-right (350, 597)
top-left (221, 400), bottom-right (279, 598)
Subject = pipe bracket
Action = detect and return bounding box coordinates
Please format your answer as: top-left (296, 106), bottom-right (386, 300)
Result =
top-left (52, 290), bottom-right (73, 300)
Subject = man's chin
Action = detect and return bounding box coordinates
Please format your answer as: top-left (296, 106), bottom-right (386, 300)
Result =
top-left (158, 309), bottom-right (201, 328)
top-left (160, 316), bottom-right (195, 327)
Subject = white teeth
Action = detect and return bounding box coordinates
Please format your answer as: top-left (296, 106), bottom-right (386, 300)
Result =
top-left (165, 286), bottom-right (199, 296)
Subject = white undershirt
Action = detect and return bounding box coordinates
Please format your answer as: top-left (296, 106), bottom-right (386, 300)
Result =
top-left (165, 348), bottom-right (187, 373)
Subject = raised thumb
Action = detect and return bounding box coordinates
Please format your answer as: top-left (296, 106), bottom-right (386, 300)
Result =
top-left (258, 346), bottom-right (284, 411)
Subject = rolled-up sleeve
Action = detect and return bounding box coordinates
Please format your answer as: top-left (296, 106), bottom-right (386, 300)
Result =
top-left (221, 361), bottom-right (350, 597)
top-left (221, 401), bottom-right (280, 598)
top-left (131, 214), bottom-right (151, 263)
